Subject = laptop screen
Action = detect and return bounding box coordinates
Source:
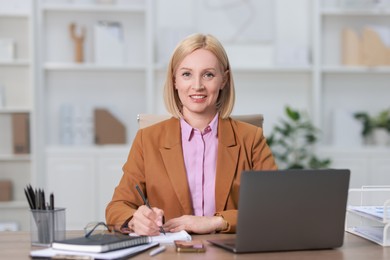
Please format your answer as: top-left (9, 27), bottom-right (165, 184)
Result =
top-left (209, 169), bottom-right (350, 253)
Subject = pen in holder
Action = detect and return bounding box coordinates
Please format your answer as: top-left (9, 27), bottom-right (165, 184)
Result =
top-left (30, 208), bottom-right (66, 246)
top-left (25, 185), bottom-right (66, 246)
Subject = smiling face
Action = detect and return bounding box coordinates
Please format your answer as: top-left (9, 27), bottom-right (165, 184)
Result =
top-left (174, 48), bottom-right (227, 122)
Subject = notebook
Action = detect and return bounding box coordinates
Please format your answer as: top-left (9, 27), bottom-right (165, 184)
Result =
top-left (208, 169), bottom-right (350, 253)
top-left (31, 242), bottom-right (159, 260)
top-left (52, 233), bottom-right (150, 253)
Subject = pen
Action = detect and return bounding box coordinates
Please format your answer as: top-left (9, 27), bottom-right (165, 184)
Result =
top-left (135, 184), bottom-right (166, 235)
top-left (149, 245), bottom-right (166, 256)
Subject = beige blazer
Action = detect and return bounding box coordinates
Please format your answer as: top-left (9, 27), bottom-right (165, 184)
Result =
top-left (106, 117), bottom-right (277, 233)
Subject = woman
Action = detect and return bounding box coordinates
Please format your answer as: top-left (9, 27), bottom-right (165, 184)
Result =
top-left (106, 33), bottom-right (277, 236)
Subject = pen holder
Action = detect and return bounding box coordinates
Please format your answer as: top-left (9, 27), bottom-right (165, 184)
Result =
top-left (30, 208), bottom-right (66, 246)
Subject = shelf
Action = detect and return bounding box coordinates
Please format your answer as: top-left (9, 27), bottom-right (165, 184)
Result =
top-left (44, 62), bottom-right (146, 72)
top-left (46, 145), bottom-right (129, 154)
top-left (321, 8), bottom-right (390, 16)
top-left (0, 154), bottom-right (31, 161)
top-left (0, 60), bottom-right (31, 66)
top-left (0, 201), bottom-right (28, 209)
top-left (0, 12), bottom-right (30, 18)
top-left (229, 65), bottom-right (312, 73)
top-left (0, 107), bottom-right (32, 113)
top-left (322, 66), bottom-right (390, 74)
top-left (318, 146), bottom-right (390, 155)
top-left (42, 3), bottom-right (146, 13)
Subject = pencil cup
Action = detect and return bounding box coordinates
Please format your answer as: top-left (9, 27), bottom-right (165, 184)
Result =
top-left (30, 208), bottom-right (66, 246)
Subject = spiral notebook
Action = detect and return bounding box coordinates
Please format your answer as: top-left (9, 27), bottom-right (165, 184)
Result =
top-left (208, 169), bottom-right (350, 253)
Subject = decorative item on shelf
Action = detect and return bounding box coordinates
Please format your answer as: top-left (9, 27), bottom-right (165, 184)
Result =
top-left (0, 38), bottom-right (15, 61)
top-left (11, 113), bottom-right (30, 154)
top-left (59, 104), bottom-right (94, 146)
top-left (94, 21), bottom-right (125, 65)
top-left (354, 109), bottom-right (390, 146)
top-left (94, 108), bottom-right (126, 145)
top-left (342, 26), bottom-right (390, 66)
top-left (267, 106), bottom-right (331, 169)
top-left (69, 23), bottom-right (86, 63)
top-left (0, 180), bottom-right (12, 201)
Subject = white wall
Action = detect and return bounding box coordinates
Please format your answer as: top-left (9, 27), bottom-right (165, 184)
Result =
top-left (154, 0), bottom-right (311, 135)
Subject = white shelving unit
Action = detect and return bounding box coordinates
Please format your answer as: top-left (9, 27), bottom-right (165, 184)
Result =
top-left (34, 0), bottom-right (154, 229)
top-left (313, 0), bottom-right (390, 188)
top-left (315, 0), bottom-right (390, 146)
top-left (0, 1), bottom-right (34, 231)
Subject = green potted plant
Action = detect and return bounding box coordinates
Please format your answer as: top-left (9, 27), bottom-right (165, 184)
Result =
top-left (354, 109), bottom-right (390, 145)
top-left (267, 106), bottom-right (331, 169)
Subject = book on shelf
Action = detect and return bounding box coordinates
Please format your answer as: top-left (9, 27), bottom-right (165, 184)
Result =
top-left (52, 233), bottom-right (151, 253)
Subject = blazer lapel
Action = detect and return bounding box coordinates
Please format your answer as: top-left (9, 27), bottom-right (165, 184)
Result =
top-left (215, 118), bottom-right (240, 212)
top-left (159, 118), bottom-right (193, 214)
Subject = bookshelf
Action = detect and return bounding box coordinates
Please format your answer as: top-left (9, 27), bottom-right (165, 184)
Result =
top-left (0, 0), bottom-right (33, 231)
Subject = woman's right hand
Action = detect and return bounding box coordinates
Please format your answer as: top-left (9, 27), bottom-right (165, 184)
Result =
top-left (128, 205), bottom-right (164, 236)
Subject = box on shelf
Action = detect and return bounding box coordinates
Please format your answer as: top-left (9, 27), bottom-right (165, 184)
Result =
top-left (342, 28), bottom-right (362, 65)
top-left (342, 27), bottom-right (390, 66)
top-left (12, 113), bottom-right (30, 154)
top-left (94, 108), bottom-right (126, 145)
top-left (0, 180), bottom-right (12, 201)
top-left (362, 27), bottom-right (390, 66)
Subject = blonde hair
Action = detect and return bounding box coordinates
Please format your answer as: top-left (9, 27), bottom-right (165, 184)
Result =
top-left (163, 33), bottom-right (235, 119)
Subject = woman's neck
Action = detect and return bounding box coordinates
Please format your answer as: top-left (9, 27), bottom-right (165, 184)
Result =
top-left (183, 111), bottom-right (218, 131)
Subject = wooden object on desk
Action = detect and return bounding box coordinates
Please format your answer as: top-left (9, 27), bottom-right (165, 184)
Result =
top-left (69, 23), bottom-right (86, 63)
top-left (12, 113), bottom-right (30, 154)
top-left (94, 108), bottom-right (126, 145)
top-left (342, 28), bottom-right (363, 65)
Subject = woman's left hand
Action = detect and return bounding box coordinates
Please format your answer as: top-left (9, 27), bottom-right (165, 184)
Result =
top-left (163, 215), bottom-right (224, 234)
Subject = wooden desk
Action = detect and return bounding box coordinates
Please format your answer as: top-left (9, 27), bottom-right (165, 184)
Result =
top-left (0, 231), bottom-right (388, 259)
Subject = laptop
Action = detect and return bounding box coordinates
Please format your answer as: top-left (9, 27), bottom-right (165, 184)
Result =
top-left (208, 169), bottom-right (350, 253)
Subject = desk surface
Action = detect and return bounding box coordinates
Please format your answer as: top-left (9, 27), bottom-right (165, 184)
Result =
top-left (0, 231), bottom-right (388, 260)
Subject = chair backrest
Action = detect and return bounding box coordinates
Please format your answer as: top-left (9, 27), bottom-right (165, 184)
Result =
top-left (137, 114), bottom-right (263, 129)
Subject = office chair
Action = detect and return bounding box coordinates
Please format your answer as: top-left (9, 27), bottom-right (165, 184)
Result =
top-left (137, 114), bottom-right (263, 129)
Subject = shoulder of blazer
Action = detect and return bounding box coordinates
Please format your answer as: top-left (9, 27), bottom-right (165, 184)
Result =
top-left (219, 117), bottom-right (264, 146)
top-left (139, 117), bottom-right (181, 148)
